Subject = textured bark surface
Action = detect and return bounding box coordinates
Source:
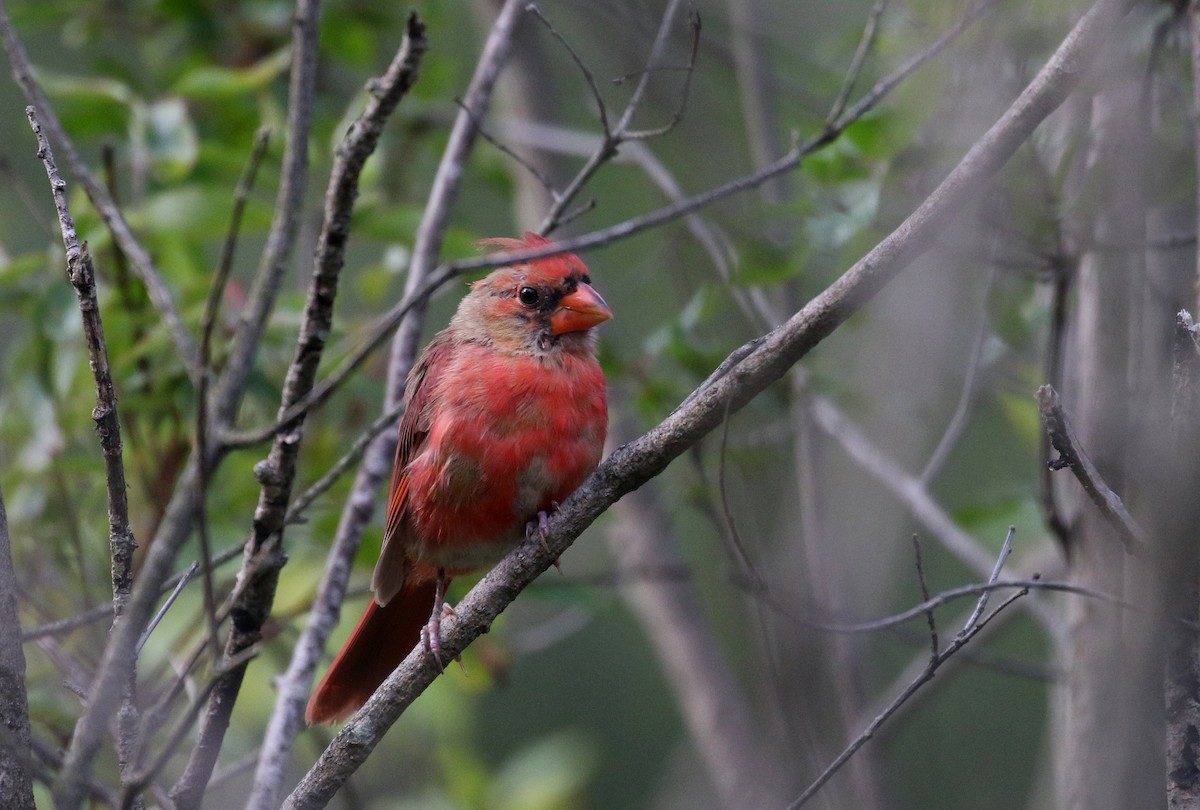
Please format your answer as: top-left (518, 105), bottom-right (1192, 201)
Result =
top-left (0, 487), bottom-right (34, 810)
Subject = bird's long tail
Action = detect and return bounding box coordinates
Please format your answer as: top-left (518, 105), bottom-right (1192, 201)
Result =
top-left (306, 577), bottom-right (444, 725)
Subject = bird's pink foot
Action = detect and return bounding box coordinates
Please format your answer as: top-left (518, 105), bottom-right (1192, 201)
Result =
top-left (527, 507), bottom-right (561, 572)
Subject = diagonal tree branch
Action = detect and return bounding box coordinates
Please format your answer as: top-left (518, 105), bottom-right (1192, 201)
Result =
top-left (280, 0), bottom-right (1134, 803)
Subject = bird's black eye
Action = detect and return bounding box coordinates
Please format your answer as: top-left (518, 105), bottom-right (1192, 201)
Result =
top-left (518, 286), bottom-right (540, 307)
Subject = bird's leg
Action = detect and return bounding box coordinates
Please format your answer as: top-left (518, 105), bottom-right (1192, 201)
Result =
top-left (420, 567), bottom-right (452, 672)
top-left (527, 507), bottom-right (562, 573)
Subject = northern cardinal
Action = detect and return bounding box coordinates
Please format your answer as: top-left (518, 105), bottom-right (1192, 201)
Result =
top-left (306, 233), bottom-right (611, 724)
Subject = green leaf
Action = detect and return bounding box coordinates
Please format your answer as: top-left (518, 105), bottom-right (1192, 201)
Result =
top-left (172, 48), bottom-right (291, 100)
top-left (139, 98), bottom-right (199, 180)
top-left (489, 731), bottom-right (597, 810)
top-left (130, 185), bottom-right (272, 238)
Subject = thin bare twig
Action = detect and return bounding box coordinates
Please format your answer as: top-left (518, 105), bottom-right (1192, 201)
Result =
top-left (911, 535), bottom-right (938, 659)
top-left (284, 399), bottom-right (407, 526)
top-left (28, 104), bottom-right (145, 801)
top-left (21, 544), bottom-right (244, 643)
top-left (622, 9), bottom-right (701, 141)
top-left (826, 0), bottom-right (891, 127)
top-left (786, 557), bottom-right (1031, 809)
top-left (27, 106), bottom-right (137, 620)
top-left (919, 265), bottom-right (998, 484)
top-left (962, 525), bottom-right (1015, 632)
top-left (809, 577), bottom-right (1117, 635)
top-left (536, 0), bottom-right (694, 234)
top-left (1036, 385), bottom-right (1148, 553)
top-left (135, 563), bottom-right (198, 655)
top-left (525, 3), bottom-right (610, 135)
top-left (194, 129), bottom-right (272, 664)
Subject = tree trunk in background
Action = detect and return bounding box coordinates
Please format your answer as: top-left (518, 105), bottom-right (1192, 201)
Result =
top-left (1055, 79), bottom-right (1164, 810)
top-left (0, 486), bottom-right (35, 810)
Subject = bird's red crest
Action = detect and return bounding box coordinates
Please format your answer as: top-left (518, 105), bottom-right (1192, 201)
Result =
top-left (478, 232), bottom-right (588, 285)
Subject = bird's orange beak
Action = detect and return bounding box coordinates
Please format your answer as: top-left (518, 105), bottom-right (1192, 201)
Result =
top-left (550, 284), bottom-right (612, 335)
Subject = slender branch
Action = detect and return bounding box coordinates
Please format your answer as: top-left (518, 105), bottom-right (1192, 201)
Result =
top-left (195, 129), bottom-right (272, 664)
top-left (962, 526), bottom-right (1015, 632)
top-left (26, 102), bottom-right (149, 803)
top-left (919, 265), bottom-right (997, 483)
top-left (611, 0), bottom-right (686, 134)
top-left (621, 9), bottom-right (701, 141)
top-left (281, 2), bottom-right (1131, 802)
top-left (0, 2), bottom-right (200, 379)
top-left (525, 3), bottom-right (611, 136)
top-left (536, 0), bottom-right (691, 234)
top-left (808, 578), bottom-right (1117, 634)
top-left (170, 13), bottom-right (429, 809)
top-left (911, 535), bottom-right (938, 659)
top-left (826, 0), bottom-right (891, 127)
top-left (284, 400), bottom-right (406, 526)
top-left (135, 563), bottom-right (198, 654)
top-left (21, 544), bottom-right (244, 643)
top-left (27, 106), bottom-right (137, 620)
top-left (1036, 384), bottom-right (1148, 553)
top-left (0, 484), bottom-right (35, 810)
top-left (209, 0), bottom-right (322, 428)
top-left (21, 603), bottom-right (114, 643)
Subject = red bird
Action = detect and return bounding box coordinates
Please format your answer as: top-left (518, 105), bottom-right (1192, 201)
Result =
top-left (306, 233), bottom-right (611, 724)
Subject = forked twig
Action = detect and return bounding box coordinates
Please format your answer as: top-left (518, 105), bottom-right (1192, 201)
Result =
top-left (1037, 385), bottom-right (1148, 553)
top-left (786, 531), bottom-right (1027, 809)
